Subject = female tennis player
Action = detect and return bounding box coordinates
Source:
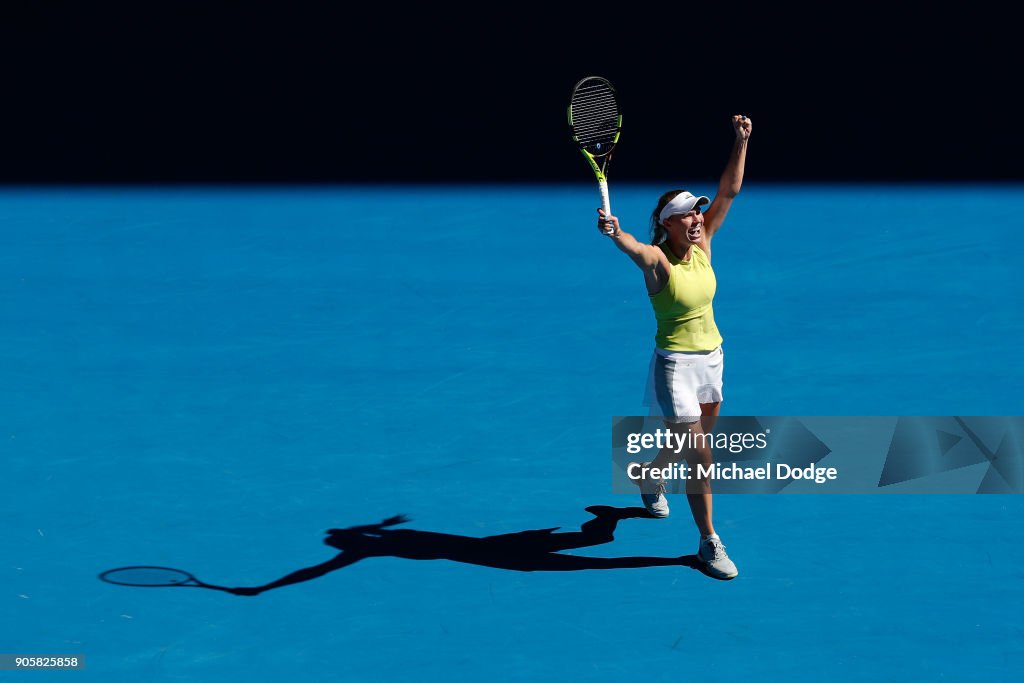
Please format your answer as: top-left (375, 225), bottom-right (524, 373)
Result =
top-left (598, 114), bottom-right (751, 580)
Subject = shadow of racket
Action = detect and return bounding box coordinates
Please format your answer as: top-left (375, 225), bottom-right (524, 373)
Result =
top-left (99, 566), bottom-right (238, 593)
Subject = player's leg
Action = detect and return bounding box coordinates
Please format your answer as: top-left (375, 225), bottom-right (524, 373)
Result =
top-left (686, 399), bottom-right (721, 535)
top-left (629, 351), bottom-right (702, 517)
top-left (688, 397), bottom-right (737, 579)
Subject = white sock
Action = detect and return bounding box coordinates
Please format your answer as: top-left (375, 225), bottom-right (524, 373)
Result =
top-left (702, 533), bottom-right (720, 542)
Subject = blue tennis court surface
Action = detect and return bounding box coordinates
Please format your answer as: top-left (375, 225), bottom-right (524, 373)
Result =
top-left (3, 184), bottom-right (1023, 681)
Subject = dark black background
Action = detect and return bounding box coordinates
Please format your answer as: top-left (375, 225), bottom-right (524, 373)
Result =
top-left (1, 4), bottom-right (1017, 184)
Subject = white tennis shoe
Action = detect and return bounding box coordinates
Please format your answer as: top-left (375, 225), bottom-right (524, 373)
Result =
top-left (628, 461), bottom-right (669, 518)
top-left (697, 535), bottom-right (739, 580)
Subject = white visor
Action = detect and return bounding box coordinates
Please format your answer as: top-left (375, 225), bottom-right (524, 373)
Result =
top-left (659, 191), bottom-right (710, 224)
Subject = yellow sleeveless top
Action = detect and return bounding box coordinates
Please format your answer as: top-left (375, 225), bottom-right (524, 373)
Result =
top-left (649, 243), bottom-right (723, 352)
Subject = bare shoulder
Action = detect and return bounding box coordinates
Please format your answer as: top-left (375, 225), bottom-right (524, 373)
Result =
top-left (645, 243), bottom-right (673, 295)
top-left (649, 241), bottom-right (673, 269)
top-left (629, 239), bottom-right (671, 270)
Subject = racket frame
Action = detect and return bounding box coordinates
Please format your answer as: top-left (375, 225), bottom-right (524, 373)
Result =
top-left (99, 566), bottom-right (203, 587)
top-left (567, 76), bottom-right (622, 217)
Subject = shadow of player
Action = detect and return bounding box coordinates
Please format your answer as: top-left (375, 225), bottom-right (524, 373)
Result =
top-left (227, 505), bottom-right (707, 595)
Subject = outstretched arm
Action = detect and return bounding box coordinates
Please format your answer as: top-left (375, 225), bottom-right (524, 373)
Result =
top-left (598, 209), bottom-right (669, 294)
top-left (702, 115), bottom-right (752, 239)
top-left (226, 516), bottom-right (409, 596)
top-left (227, 553), bottom-right (364, 596)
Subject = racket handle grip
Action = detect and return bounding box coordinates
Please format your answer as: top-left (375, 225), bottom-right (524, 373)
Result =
top-left (598, 180), bottom-right (615, 235)
top-left (598, 179), bottom-right (611, 216)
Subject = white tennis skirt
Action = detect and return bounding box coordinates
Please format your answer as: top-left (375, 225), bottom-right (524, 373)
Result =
top-left (642, 346), bottom-right (724, 423)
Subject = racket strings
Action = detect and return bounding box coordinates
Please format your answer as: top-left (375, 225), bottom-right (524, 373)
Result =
top-left (570, 85), bottom-right (620, 149)
top-left (100, 567), bottom-right (194, 586)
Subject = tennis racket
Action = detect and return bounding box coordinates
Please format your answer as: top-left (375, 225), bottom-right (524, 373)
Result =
top-left (99, 566), bottom-right (232, 592)
top-left (567, 76), bottom-right (622, 227)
